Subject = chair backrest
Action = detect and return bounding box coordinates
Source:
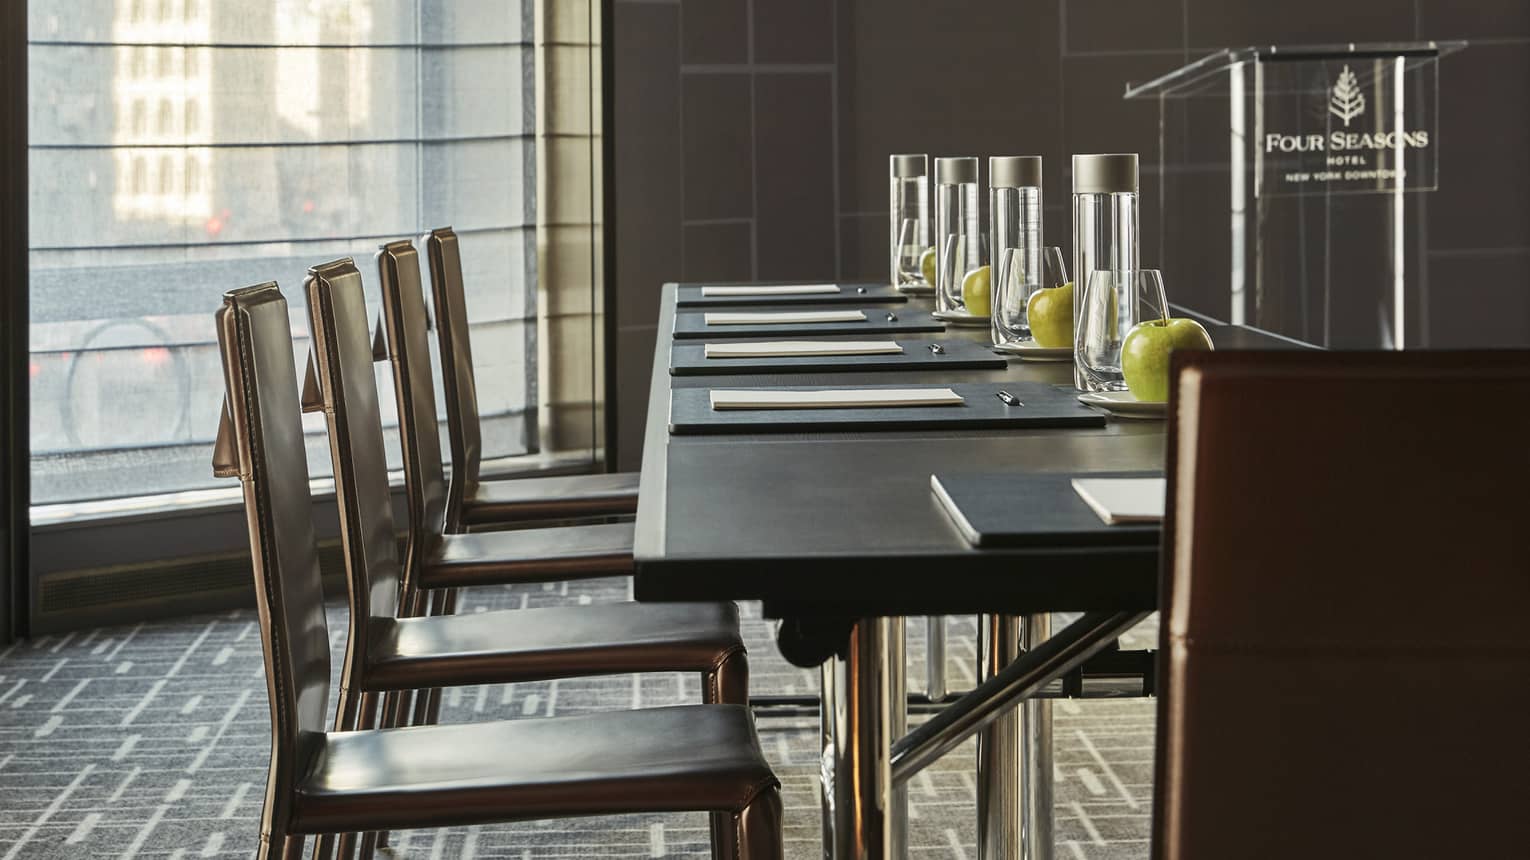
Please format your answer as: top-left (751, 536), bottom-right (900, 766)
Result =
top-left (1155, 349), bottom-right (1530, 860)
top-left (423, 227), bottom-right (482, 529)
top-left (304, 259), bottom-right (402, 626)
top-left (376, 240), bottom-right (449, 547)
top-left (214, 283), bottom-right (331, 833)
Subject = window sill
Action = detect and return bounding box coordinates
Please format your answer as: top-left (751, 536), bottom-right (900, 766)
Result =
top-left (30, 450), bottom-right (606, 532)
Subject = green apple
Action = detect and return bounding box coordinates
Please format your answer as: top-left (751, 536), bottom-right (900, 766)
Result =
top-left (1120, 318), bottom-right (1215, 402)
top-left (919, 247), bottom-right (937, 285)
top-left (1026, 282), bottom-right (1074, 348)
top-left (961, 265), bottom-right (992, 316)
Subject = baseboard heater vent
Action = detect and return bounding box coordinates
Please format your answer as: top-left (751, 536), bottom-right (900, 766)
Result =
top-left (34, 540), bottom-right (349, 633)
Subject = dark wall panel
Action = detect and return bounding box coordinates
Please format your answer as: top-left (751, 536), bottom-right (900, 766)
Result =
top-left (612, 0), bottom-right (1530, 463)
top-left (755, 73), bottom-right (837, 280)
top-left (681, 0), bottom-right (748, 65)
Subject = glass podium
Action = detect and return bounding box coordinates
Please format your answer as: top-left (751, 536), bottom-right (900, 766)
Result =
top-left (1125, 41), bottom-right (1465, 348)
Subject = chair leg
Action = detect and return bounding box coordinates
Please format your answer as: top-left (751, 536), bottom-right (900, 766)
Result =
top-left (257, 830), bottom-right (286, 860)
top-left (412, 589), bottom-right (456, 727)
top-left (703, 647), bottom-right (750, 706)
top-left (730, 785), bottom-right (784, 860)
top-left (703, 648), bottom-right (751, 849)
top-left (311, 834), bottom-right (336, 860)
top-left (336, 693), bottom-right (382, 859)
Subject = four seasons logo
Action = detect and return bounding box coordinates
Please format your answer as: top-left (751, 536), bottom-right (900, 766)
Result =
top-left (1329, 65), bottom-right (1366, 126)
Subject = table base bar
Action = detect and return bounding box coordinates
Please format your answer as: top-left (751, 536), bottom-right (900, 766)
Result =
top-left (891, 610), bottom-right (1149, 784)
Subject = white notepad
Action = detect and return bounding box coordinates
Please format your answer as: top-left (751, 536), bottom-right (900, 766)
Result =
top-left (1071, 477), bottom-right (1166, 525)
top-left (710, 388), bottom-right (965, 410)
top-left (700, 284), bottom-right (841, 297)
top-left (703, 310), bottom-right (867, 325)
top-left (703, 340), bottom-right (902, 359)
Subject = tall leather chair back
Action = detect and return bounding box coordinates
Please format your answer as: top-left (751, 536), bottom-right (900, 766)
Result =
top-left (377, 241), bottom-right (449, 550)
top-left (304, 259), bottom-right (403, 627)
top-left (1155, 349), bottom-right (1530, 860)
top-left (214, 283), bottom-right (332, 839)
top-left (423, 227), bottom-right (482, 530)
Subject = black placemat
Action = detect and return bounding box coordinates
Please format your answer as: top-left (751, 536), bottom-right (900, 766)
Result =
top-left (668, 382), bottom-right (1107, 434)
top-left (675, 282), bottom-right (910, 307)
top-left (931, 471), bottom-right (1162, 548)
top-left (670, 337), bottom-right (1005, 376)
top-left (673, 309), bottom-right (945, 339)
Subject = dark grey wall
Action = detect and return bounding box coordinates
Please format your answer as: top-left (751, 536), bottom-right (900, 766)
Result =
top-left (611, 0), bottom-right (1530, 469)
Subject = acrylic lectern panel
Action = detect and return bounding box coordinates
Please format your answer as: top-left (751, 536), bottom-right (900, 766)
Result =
top-left (1126, 42), bottom-right (1463, 349)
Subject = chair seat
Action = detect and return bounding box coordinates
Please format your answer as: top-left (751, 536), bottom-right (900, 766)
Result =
top-left (364, 601), bottom-right (742, 690)
top-left (462, 472), bottom-right (641, 526)
top-left (421, 521), bottom-right (634, 588)
top-left (291, 704), bottom-right (777, 834)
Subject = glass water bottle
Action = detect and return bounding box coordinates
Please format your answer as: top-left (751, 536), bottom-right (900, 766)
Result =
top-left (989, 156), bottom-right (1043, 343)
top-left (934, 157), bottom-right (981, 314)
top-left (888, 154), bottom-right (929, 289)
top-left (1071, 153), bottom-right (1139, 389)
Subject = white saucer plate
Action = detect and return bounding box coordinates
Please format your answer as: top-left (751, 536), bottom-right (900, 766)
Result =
top-left (993, 341), bottom-right (1073, 362)
top-left (1077, 391), bottom-right (1166, 419)
top-left (931, 310), bottom-right (990, 327)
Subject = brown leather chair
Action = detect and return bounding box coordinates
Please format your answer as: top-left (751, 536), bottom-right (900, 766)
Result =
top-left (214, 283), bottom-right (782, 860)
top-left (377, 240), bottom-right (657, 725)
top-left (1154, 349), bottom-right (1530, 860)
top-left (423, 226), bottom-right (639, 530)
top-left (302, 256), bottom-right (749, 714)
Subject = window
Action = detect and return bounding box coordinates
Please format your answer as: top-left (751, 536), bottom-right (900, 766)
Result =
top-left (28, 0), bottom-right (539, 504)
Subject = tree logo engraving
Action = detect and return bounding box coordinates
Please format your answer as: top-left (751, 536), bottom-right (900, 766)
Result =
top-left (1329, 65), bottom-right (1366, 127)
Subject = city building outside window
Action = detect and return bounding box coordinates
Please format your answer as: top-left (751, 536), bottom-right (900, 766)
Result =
top-left (28, 0), bottom-right (541, 505)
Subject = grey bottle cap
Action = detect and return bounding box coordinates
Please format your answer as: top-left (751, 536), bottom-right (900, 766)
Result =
top-left (990, 156), bottom-right (1042, 188)
top-left (934, 156), bottom-right (979, 185)
top-left (890, 154), bottom-right (927, 177)
top-left (1072, 153), bottom-right (1138, 194)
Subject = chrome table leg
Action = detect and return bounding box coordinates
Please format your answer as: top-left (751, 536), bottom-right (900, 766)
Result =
top-left (821, 617), bottom-right (894, 860)
top-left (976, 614), bottom-right (1023, 859)
top-left (888, 617), bottom-right (908, 859)
top-left (1021, 614), bottom-right (1054, 860)
top-left (925, 616), bottom-right (948, 700)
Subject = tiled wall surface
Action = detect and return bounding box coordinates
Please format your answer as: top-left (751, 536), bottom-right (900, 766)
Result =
top-left (612, 0), bottom-right (1530, 468)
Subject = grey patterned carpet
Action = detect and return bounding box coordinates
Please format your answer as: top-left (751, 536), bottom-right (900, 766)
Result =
top-left (0, 578), bottom-right (1157, 858)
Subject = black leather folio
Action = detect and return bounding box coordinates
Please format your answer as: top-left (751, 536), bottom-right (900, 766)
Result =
top-left (669, 338), bottom-right (1006, 375)
top-left (669, 382), bottom-right (1107, 435)
top-left (674, 283), bottom-right (910, 307)
top-left (931, 471), bottom-right (1162, 548)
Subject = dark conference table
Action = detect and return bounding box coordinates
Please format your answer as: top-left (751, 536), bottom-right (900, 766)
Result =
top-left (633, 282), bottom-right (1303, 860)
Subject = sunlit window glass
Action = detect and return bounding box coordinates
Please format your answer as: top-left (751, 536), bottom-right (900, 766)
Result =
top-left (27, 1), bottom-right (537, 504)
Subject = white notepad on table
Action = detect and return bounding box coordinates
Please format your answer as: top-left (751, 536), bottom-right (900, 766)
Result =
top-left (700, 284), bottom-right (840, 297)
top-left (710, 388), bottom-right (964, 410)
top-left (703, 310), bottom-right (867, 325)
top-left (1071, 477), bottom-right (1166, 525)
top-left (703, 340), bottom-right (902, 359)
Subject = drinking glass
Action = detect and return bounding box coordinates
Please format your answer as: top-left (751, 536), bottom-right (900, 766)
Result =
top-left (895, 218), bottom-right (930, 286)
top-left (939, 233), bottom-right (969, 311)
top-left (993, 246), bottom-right (1067, 346)
top-left (1075, 269), bottom-right (1169, 392)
